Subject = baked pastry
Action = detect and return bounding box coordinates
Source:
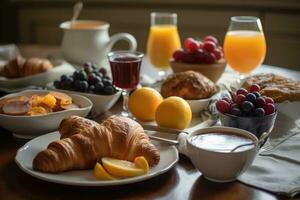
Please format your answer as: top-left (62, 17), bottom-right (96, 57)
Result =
top-left (161, 70), bottom-right (217, 100)
top-left (33, 115), bottom-right (160, 173)
top-left (242, 73), bottom-right (300, 102)
top-left (0, 57), bottom-right (53, 78)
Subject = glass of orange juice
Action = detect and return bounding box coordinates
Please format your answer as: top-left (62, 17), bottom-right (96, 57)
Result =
top-left (224, 16), bottom-right (266, 79)
top-left (147, 12), bottom-right (181, 79)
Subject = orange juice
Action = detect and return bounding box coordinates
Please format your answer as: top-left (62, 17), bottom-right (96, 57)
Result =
top-left (147, 25), bottom-right (181, 68)
top-left (224, 30), bottom-right (266, 74)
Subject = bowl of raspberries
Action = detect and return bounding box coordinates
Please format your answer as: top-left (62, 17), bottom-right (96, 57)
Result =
top-left (216, 84), bottom-right (277, 140)
top-left (48, 62), bottom-right (121, 116)
top-left (170, 36), bottom-right (226, 82)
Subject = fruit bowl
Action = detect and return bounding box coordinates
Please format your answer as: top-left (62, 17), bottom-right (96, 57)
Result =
top-left (170, 36), bottom-right (226, 83)
top-left (170, 59), bottom-right (226, 83)
top-left (216, 84), bottom-right (278, 140)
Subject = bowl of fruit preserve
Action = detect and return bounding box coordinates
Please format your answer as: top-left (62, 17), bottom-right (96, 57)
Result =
top-left (47, 62), bottom-right (121, 116)
top-left (216, 84), bottom-right (278, 140)
top-left (187, 126), bottom-right (258, 183)
top-left (170, 36), bottom-right (226, 83)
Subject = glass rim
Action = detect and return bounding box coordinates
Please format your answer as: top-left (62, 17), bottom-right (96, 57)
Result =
top-left (107, 50), bottom-right (144, 62)
top-left (231, 16), bottom-right (260, 22)
top-left (151, 12), bottom-right (177, 18)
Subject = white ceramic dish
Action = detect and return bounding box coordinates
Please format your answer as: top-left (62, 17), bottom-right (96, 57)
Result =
top-left (15, 131), bottom-right (178, 186)
top-left (186, 126), bottom-right (258, 183)
top-left (186, 86), bottom-right (221, 115)
top-left (0, 90), bottom-right (92, 139)
top-left (47, 82), bottom-right (121, 117)
top-left (0, 59), bottom-right (75, 92)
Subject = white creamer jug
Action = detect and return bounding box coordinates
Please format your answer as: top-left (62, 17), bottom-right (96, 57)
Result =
top-left (60, 20), bottom-right (137, 66)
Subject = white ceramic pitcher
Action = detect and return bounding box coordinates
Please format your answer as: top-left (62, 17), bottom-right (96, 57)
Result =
top-left (60, 20), bottom-right (137, 66)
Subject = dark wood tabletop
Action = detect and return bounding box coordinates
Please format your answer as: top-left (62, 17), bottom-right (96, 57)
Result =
top-left (0, 45), bottom-right (299, 200)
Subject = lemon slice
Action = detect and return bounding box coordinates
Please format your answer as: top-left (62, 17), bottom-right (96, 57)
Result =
top-left (93, 162), bottom-right (115, 180)
top-left (102, 157), bottom-right (146, 177)
top-left (134, 156), bottom-right (149, 173)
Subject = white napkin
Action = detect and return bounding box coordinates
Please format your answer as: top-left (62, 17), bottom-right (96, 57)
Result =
top-left (238, 130), bottom-right (300, 197)
top-left (177, 103), bottom-right (300, 197)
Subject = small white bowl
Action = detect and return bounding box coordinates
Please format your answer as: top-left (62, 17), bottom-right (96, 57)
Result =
top-left (47, 83), bottom-right (121, 116)
top-left (0, 90), bottom-right (92, 139)
top-left (186, 126), bottom-right (258, 183)
top-left (186, 86), bottom-right (221, 115)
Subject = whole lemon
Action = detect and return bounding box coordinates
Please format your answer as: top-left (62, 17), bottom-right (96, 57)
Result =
top-left (128, 87), bottom-right (163, 121)
top-left (155, 96), bottom-right (192, 130)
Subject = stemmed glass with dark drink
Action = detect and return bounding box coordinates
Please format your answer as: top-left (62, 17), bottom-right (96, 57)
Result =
top-left (108, 51), bottom-right (143, 117)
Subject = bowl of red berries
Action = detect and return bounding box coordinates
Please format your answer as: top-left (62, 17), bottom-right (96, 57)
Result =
top-left (47, 62), bottom-right (121, 117)
top-left (216, 84), bottom-right (277, 140)
top-left (170, 36), bottom-right (226, 82)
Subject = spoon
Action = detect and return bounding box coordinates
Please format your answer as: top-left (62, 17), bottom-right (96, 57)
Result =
top-left (71, 1), bottom-right (83, 28)
top-left (230, 131), bottom-right (269, 152)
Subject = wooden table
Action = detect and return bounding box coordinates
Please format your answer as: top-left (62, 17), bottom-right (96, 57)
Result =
top-left (0, 45), bottom-right (299, 200)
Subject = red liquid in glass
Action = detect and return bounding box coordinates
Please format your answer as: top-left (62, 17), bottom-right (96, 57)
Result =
top-left (109, 55), bottom-right (142, 89)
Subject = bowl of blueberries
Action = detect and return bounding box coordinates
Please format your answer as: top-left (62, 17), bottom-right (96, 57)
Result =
top-left (216, 84), bottom-right (277, 140)
top-left (47, 62), bottom-right (121, 116)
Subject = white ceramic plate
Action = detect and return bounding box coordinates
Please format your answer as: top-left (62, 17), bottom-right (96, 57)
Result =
top-left (0, 59), bottom-right (75, 92)
top-left (15, 131), bottom-right (179, 186)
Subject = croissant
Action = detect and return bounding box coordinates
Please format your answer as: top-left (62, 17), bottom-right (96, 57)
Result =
top-left (32, 115), bottom-right (160, 173)
top-left (0, 57), bottom-right (53, 78)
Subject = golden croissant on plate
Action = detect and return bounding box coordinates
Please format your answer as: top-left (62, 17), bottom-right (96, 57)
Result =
top-left (32, 115), bottom-right (160, 173)
top-left (0, 57), bottom-right (53, 78)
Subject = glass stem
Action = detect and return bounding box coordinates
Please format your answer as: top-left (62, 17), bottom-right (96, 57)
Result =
top-left (121, 89), bottom-right (131, 117)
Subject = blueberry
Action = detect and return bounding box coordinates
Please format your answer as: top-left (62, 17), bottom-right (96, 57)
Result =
top-left (64, 76), bottom-right (74, 87)
top-left (246, 93), bottom-right (256, 103)
top-left (73, 70), bottom-right (80, 79)
top-left (255, 107), bottom-right (265, 117)
top-left (89, 76), bottom-right (102, 85)
top-left (74, 80), bottom-right (82, 91)
top-left (88, 73), bottom-right (100, 85)
top-left (252, 91), bottom-right (260, 98)
top-left (104, 85), bottom-right (115, 95)
top-left (230, 107), bottom-right (242, 116)
top-left (94, 72), bottom-right (103, 78)
top-left (95, 82), bottom-right (104, 93)
top-left (60, 74), bottom-right (68, 82)
top-left (77, 70), bottom-right (87, 81)
top-left (230, 103), bottom-right (239, 109)
top-left (103, 79), bottom-right (112, 87)
top-left (256, 97), bottom-right (266, 107)
top-left (53, 80), bottom-right (61, 88)
top-left (79, 81), bottom-right (89, 92)
top-left (88, 85), bottom-right (95, 93)
top-left (241, 101), bottom-right (254, 113)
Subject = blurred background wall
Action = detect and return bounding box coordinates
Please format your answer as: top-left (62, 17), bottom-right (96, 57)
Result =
top-left (0, 0), bottom-right (300, 71)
